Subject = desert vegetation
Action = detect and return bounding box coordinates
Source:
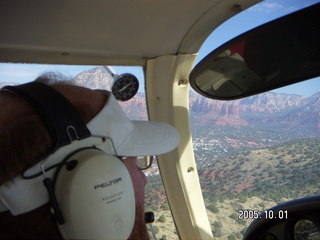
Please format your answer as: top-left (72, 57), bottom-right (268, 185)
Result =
top-left (145, 136), bottom-right (320, 239)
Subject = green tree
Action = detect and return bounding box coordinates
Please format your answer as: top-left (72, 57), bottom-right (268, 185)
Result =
top-left (212, 228), bottom-right (223, 237)
top-left (212, 221), bottom-right (222, 228)
top-left (229, 212), bottom-right (238, 220)
top-left (161, 204), bottom-right (170, 211)
top-left (160, 235), bottom-right (167, 240)
top-left (208, 203), bottom-right (219, 213)
top-left (158, 215), bottom-right (166, 223)
top-left (228, 235), bottom-right (237, 240)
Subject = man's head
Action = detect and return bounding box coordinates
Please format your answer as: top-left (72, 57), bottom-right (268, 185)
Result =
top-left (0, 77), bottom-right (179, 239)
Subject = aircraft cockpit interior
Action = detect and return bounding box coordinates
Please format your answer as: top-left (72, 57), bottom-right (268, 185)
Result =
top-left (0, 0), bottom-right (319, 239)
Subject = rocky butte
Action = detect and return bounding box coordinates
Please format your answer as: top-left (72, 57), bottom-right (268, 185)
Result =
top-left (189, 92), bottom-right (247, 126)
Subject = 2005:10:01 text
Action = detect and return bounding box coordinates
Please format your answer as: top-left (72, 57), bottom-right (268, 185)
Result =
top-left (238, 209), bottom-right (288, 220)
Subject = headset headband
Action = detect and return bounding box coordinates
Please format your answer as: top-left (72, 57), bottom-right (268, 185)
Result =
top-left (3, 82), bottom-right (91, 151)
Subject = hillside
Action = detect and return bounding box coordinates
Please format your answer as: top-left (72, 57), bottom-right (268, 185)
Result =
top-left (199, 138), bottom-right (320, 202)
top-left (145, 138), bottom-right (320, 239)
top-left (203, 138), bottom-right (320, 239)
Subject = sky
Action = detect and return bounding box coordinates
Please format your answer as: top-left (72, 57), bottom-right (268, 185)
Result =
top-left (0, 0), bottom-right (319, 96)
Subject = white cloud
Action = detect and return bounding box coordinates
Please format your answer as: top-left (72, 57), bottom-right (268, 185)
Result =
top-left (249, 2), bottom-right (284, 12)
top-left (262, 2), bottom-right (283, 9)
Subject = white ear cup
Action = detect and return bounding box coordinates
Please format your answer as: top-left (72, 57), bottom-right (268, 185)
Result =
top-left (54, 148), bottom-right (135, 240)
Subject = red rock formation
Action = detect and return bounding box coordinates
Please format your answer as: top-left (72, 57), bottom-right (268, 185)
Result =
top-left (190, 96), bottom-right (247, 126)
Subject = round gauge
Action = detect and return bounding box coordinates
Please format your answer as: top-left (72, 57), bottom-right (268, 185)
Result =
top-left (111, 74), bottom-right (139, 101)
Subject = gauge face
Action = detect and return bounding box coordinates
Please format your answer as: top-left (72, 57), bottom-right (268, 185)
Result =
top-left (111, 74), bottom-right (139, 101)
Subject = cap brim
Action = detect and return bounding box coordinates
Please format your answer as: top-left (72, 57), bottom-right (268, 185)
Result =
top-left (116, 121), bottom-right (180, 157)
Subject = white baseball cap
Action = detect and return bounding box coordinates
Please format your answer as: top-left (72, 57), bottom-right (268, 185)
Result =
top-left (88, 91), bottom-right (180, 157)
